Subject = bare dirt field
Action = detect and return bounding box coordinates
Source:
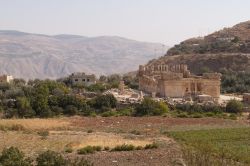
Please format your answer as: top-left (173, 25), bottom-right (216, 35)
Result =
top-left (0, 116), bottom-right (249, 166)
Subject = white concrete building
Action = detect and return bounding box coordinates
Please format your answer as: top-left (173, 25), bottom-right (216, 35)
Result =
top-left (0, 75), bottom-right (14, 83)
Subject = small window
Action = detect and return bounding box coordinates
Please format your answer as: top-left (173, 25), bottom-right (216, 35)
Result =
top-left (82, 79), bottom-right (85, 82)
top-left (75, 79), bottom-right (78, 82)
top-left (87, 79), bottom-right (90, 82)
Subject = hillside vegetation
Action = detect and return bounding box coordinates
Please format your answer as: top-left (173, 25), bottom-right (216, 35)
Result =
top-left (167, 21), bottom-right (250, 56)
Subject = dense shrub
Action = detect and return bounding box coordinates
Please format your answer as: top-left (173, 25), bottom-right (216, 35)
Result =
top-left (77, 146), bottom-right (102, 155)
top-left (64, 105), bottom-right (78, 116)
top-left (69, 158), bottom-right (93, 166)
top-left (85, 83), bottom-right (106, 93)
top-left (93, 94), bottom-right (117, 110)
top-left (117, 107), bottom-right (134, 116)
top-left (0, 147), bottom-right (31, 166)
top-left (144, 143), bottom-right (158, 149)
top-left (135, 98), bottom-right (169, 116)
top-left (111, 144), bottom-right (135, 151)
top-left (36, 150), bottom-right (67, 166)
top-left (226, 100), bottom-right (243, 113)
top-left (101, 110), bottom-right (117, 117)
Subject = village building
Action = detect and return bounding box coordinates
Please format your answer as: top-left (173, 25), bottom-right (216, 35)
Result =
top-left (69, 72), bottom-right (96, 86)
top-left (0, 75), bottom-right (14, 83)
top-left (138, 64), bottom-right (221, 102)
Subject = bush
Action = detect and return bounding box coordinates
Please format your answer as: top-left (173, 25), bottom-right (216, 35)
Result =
top-left (36, 150), bottom-right (67, 166)
top-left (191, 113), bottom-right (203, 118)
top-left (64, 147), bottom-right (73, 153)
top-left (10, 124), bottom-right (26, 131)
top-left (101, 110), bottom-right (117, 117)
top-left (93, 94), bottom-right (117, 110)
top-left (85, 83), bottom-right (106, 93)
top-left (135, 146), bottom-right (143, 150)
top-left (228, 113), bottom-right (237, 120)
top-left (92, 146), bottom-right (102, 151)
top-left (176, 112), bottom-right (189, 118)
top-left (37, 130), bottom-right (49, 139)
top-left (70, 158), bottom-right (93, 166)
top-left (135, 98), bottom-right (169, 116)
top-left (226, 100), bottom-right (243, 113)
top-left (144, 143), bottom-right (158, 149)
top-left (205, 112), bottom-right (216, 117)
top-left (0, 147), bottom-right (31, 166)
top-left (111, 144), bottom-right (135, 151)
top-left (130, 130), bottom-right (141, 135)
top-left (117, 107), bottom-right (134, 116)
top-left (77, 146), bottom-right (101, 155)
top-left (104, 146), bottom-right (110, 151)
top-left (87, 129), bottom-right (93, 133)
top-left (51, 106), bottom-right (64, 116)
top-left (64, 105), bottom-right (78, 116)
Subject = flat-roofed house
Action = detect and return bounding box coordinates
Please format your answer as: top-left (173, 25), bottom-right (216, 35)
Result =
top-left (69, 72), bottom-right (96, 86)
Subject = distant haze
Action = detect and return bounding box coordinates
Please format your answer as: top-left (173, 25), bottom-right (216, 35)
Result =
top-left (0, 30), bottom-right (167, 79)
top-left (1, 0), bottom-right (250, 45)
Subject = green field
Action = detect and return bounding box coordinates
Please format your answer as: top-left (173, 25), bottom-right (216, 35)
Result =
top-left (168, 128), bottom-right (250, 166)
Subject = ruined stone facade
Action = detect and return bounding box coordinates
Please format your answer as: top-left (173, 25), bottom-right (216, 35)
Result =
top-left (139, 64), bottom-right (221, 101)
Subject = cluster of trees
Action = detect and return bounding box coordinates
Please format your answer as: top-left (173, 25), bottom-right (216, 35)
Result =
top-left (0, 77), bottom-right (168, 118)
top-left (0, 147), bottom-right (92, 166)
top-left (0, 79), bottom-right (120, 118)
top-left (0, 72), bottom-right (245, 119)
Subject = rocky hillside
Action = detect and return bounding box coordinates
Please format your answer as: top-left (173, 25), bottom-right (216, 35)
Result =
top-left (143, 21), bottom-right (250, 93)
top-left (167, 21), bottom-right (250, 56)
top-left (147, 53), bottom-right (250, 75)
top-left (149, 20), bottom-right (250, 74)
top-left (0, 30), bottom-right (167, 79)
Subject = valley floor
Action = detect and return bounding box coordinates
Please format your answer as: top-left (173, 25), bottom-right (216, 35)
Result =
top-left (0, 116), bottom-right (249, 166)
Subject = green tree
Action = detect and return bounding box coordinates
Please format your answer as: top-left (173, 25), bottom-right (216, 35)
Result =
top-left (16, 97), bottom-right (35, 118)
top-left (31, 84), bottom-right (50, 117)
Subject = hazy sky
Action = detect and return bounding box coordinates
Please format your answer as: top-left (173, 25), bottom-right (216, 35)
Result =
top-left (1, 0), bottom-right (250, 45)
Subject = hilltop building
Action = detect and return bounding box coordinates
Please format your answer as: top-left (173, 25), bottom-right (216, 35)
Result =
top-left (138, 64), bottom-right (221, 102)
top-left (69, 72), bottom-right (96, 86)
top-left (0, 75), bottom-right (14, 83)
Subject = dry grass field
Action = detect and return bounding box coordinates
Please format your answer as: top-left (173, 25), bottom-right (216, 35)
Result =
top-left (0, 116), bottom-right (249, 165)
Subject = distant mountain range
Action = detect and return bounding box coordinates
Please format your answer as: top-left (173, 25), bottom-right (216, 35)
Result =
top-left (0, 30), bottom-right (168, 79)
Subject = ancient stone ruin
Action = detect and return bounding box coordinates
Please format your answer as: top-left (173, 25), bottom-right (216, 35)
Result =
top-left (138, 64), bottom-right (221, 101)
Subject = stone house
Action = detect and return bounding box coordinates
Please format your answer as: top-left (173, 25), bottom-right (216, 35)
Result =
top-left (69, 72), bottom-right (96, 86)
